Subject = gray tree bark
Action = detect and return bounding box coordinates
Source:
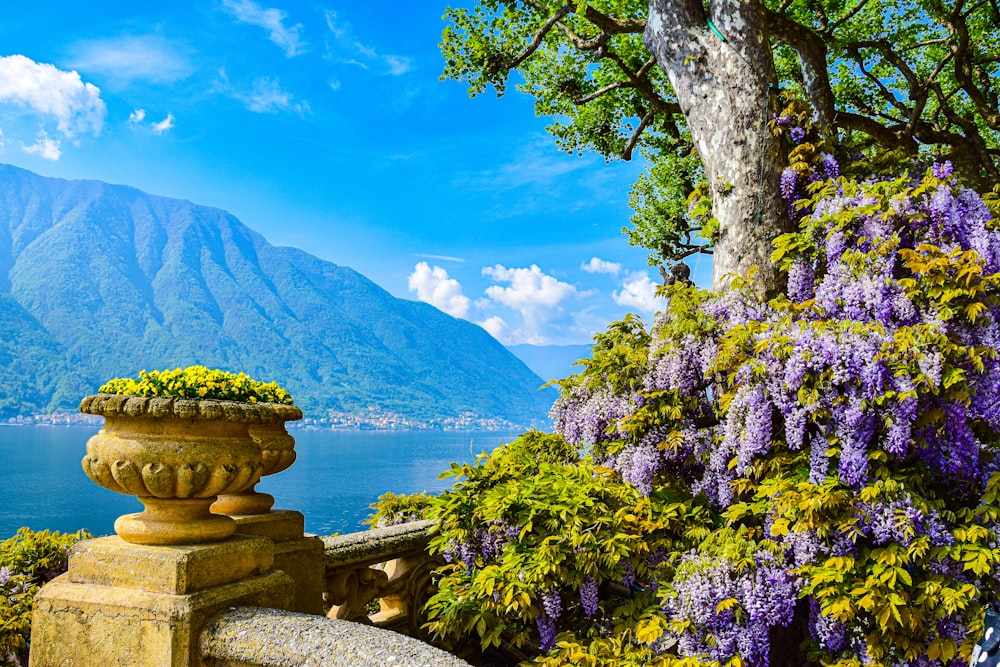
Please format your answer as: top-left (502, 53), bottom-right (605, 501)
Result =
top-left (644, 0), bottom-right (790, 295)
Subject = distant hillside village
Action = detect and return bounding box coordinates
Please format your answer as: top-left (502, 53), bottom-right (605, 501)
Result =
top-left (302, 408), bottom-right (527, 432)
top-left (6, 408), bottom-right (534, 432)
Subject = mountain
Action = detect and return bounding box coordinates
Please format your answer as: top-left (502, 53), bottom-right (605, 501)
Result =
top-left (506, 344), bottom-right (592, 385)
top-left (0, 163), bottom-right (555, 422)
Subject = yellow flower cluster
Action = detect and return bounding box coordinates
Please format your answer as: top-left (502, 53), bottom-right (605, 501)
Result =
top-left (98, 366), bottom-right (294, 405)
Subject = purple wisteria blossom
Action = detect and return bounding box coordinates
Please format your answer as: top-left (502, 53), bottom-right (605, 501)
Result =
top-left (535, 613), bottom-right (557, 651)
top-left (786, 257), bottom-right (816, 303)
top-left (665, 550), bottom-right (798, 666)
top-left (932, 161), bottom-right (954, 179)
top-left (580, 576), bottom-right (599, 617)
top-left (540, 588), bottom-right (562, 620)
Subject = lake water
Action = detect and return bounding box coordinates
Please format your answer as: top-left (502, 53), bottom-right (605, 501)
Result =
top-left (0, 425), bottom-right (507, 540)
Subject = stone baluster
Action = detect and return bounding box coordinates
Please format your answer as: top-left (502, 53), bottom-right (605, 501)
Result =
top-left (322, 520), bottom-right (442, 638)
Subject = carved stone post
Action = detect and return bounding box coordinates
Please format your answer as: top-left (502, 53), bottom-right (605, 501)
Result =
top-left (28, 395), bottom-right (296, 667)
top-left (209, 404), bottom-right (325, 615)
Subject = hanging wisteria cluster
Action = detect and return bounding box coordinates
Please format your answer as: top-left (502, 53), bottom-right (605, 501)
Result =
top-left (546, 149), bottom-right (1000, 664)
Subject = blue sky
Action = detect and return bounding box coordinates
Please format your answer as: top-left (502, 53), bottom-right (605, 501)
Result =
top-left (0, 1), bottom-right (708, 345)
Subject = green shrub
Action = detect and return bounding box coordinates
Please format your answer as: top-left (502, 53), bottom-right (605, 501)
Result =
top-left (422, 431), bottom-right (712, 663)
top-left (365, 491), bottom-right (435, 528)
top-left (0, 528), bottom-right (91, 665)
top-left (98, 365), bottom-right (293, 404)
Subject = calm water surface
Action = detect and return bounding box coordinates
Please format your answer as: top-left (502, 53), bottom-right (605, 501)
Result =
top-left (0, 425), bottom-right (506, 539)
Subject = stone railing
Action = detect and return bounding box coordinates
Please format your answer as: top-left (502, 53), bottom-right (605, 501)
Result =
top-left (322, 519), bottom-right (441, 640)
top-left (30, 400), bottom-right (458, 667)
top-left (199, 606), bottom-right (470, 667)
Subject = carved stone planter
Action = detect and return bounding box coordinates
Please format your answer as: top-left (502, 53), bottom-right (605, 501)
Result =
top-left (79, 394), bottom-right (291, 545)
top-left (211, 404), bottom-right (302, 515)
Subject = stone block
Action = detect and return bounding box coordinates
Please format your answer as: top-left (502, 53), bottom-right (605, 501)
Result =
top-left (231, 510), bottom-right (325, 615)
top-left (230, 509), bottom-right (304, 542)
top-left (29, 570), bottom-right (294, 667)
top-left (273, 536), bottom-right (325, 614)
top-left (67, 534), bottom-right (274, 595)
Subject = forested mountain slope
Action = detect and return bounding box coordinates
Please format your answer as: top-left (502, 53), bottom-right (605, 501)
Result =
top-left (0, 164), bottom-right (553, 421)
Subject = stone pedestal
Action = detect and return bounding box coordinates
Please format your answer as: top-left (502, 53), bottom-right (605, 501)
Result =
top-left (231, 509), bottom-right (325, 615)
top-left (29, 535), bottom-right (294, 667)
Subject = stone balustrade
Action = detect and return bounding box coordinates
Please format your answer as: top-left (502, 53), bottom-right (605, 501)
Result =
top-left (198, 606), bottom-right (470, 667)
top-left (322, 519), bottom-right (441, 639)
top-left (30, 398), bottom-right (457, 666)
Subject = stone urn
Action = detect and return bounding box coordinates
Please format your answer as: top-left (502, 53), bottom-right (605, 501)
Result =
top-left (80, 394), bottom-right (291, 545)
top-left (211, 403), bottom-right (302, 515)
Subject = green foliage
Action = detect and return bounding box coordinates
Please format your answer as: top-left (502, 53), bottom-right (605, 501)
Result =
top-left (365, 491), bottom-right (435, 528)
top-left (0, 528), bottom-right (91, 664)
top-left (441, 1), bottom-right (667, 159)
top-left (99, 365), bottom-right (294, 404)
top-left (442, 1), bottom-right (1000, 268)
top-left (625, 146), bottom-right (711, 267)
top-left (423, 431), bottom-right (713, 663)
top-left (0, 527), bottom-right (91, 582)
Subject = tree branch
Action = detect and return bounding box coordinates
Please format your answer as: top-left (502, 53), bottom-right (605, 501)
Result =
top-left (947, 3), bottom-right (1000, 130)
top-left (764, 9), bottom-right (835, 128)
top-left (835, 110), bottom-right (919, 154)
top-left (828, 0), bottom-right (872, 33)
top-left (572, 81), bottom-right (627, 105)
top-left (844, 42), bottom-right (915, 120)
top-left (505, 5), bottom-right (573, 69)
top-left (582, 4), bottom-right (645, 34)
top-left (624, 109), bottom-right (656, 160)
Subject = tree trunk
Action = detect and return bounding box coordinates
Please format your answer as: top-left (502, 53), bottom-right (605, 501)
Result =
top-left (644, 0), bottom-right (790, 295)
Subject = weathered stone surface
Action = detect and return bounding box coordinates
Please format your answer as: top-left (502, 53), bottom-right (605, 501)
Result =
top-left (273, 537), bottom-right (325, 615)
top-left (230, 511), bottom-right (305, 542)
top-left (80, 396), bottom-right (285, 544)
top-left (211, 408), bottom-right (300, 516)
top-left (80, 395), bottom-right (303, 424)
top-left (323, 521), bottom-right (441, 633)
top-left (30, 571), bottom-right (294, 667)
top-left (227, 512), bottom-right (323, 614)
top-left (323, 520), bottom-right (435, 567)
top-left (67, 535), bottom-right (275, 595)
top-left (199, 607), bottom-right (471, 667)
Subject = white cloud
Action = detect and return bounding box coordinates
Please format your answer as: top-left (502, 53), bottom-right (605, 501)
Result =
top-left (383, 55), bottom-right (413, 76)
top-left (323, 9), bottom-right (347, 39)
top-left (151, 113), bottom-right (175, 134)
top-left (245, 77), bottom-right (306, 113)
top-left (414, 253), bottom-right (464, 263)
top-left (482, 264), bottom-right (579, 344)
top-left (222, 0), bottom-right (306, 57)
top-left (323, 9), bottom-right (412, 77)
top-left (22, 132), bottom-right (61, 161)
top-left (478, 316), bottom-right (508, 341)
top-left (69, 36), bottom-right (194, 85)
top-left (464, 140), bottom-right (593, 204)
top-left (128, 108), bottom-right (146, 124)
top-left (218, 72), bottom-right (308, 115)
top-left (408, 262), bottom-right (471, 318)
top-left (0, 55), bottom-right (105, 139)
top-left (581, 257), bottom-right (621, 275)
top-left (483, 264), bottom-right (577, 309)
top-left (613, 272), bottom-right (666, 313)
